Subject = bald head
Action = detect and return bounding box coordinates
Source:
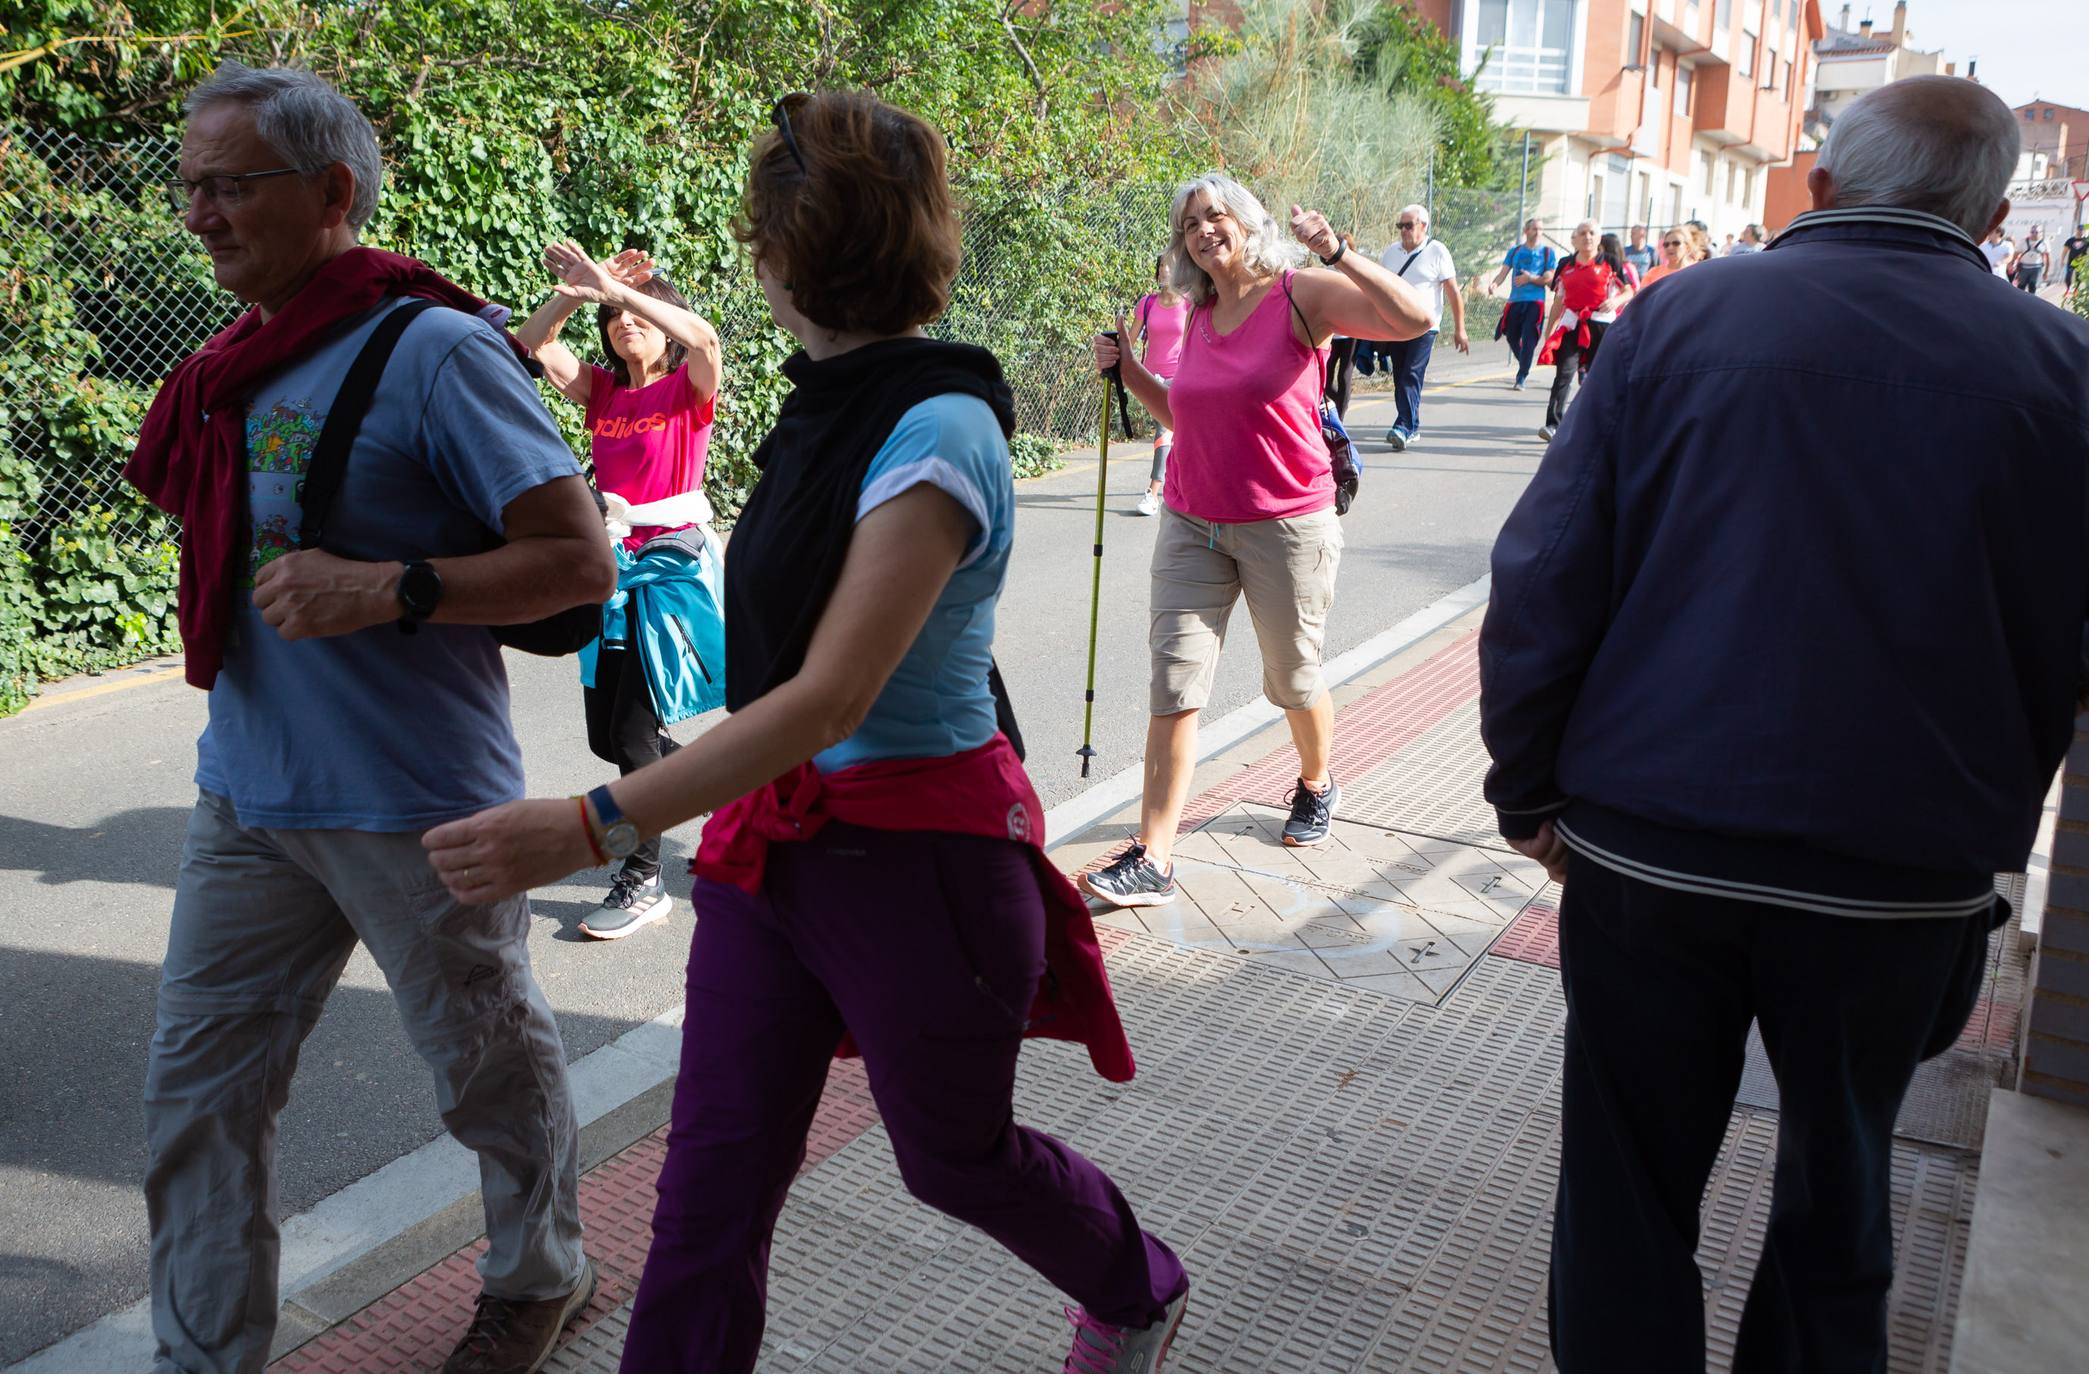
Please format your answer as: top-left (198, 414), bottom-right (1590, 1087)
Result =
top-left (1812, 75), bottom-right (2018, 238)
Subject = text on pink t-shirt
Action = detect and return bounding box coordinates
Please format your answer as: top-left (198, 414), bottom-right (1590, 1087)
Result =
top-left (584, 361), bottom-right (715, 550)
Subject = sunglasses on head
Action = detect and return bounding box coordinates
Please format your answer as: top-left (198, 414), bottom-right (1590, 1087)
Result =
top-left (771, 93), bottom-right (809, 172)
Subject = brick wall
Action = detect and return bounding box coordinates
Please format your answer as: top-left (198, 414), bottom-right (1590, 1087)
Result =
top-left (2025, 723), bottom-right (2089, 1106)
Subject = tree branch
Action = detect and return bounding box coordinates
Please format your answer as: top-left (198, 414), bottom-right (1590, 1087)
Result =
top-left (997, 5), bottom-right (1048, 120)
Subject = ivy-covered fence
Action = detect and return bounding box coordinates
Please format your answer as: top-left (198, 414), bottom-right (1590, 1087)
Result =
top-left (0, 123), bottom-right (1177, 715)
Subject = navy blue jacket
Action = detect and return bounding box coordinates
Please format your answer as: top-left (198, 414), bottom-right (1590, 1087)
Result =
top-left (1480, 207), bottom-right (2089, 909)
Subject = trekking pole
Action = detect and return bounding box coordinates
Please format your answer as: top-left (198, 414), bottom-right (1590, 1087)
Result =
top-left (1077, 333), bottom-right (1119, 778)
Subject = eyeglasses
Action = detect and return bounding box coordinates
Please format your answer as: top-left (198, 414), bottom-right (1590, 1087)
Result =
top-left (771, 94), bottom-right (808, 173)
top-left (163, 167), bottom-right (304, 214)
top-left (1662, 238), bottom-right (1684, 247)
top-left (1397, 220), bottom-right (1419, 229)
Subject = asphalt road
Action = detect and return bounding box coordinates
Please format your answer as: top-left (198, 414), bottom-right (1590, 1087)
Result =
top-left (0, 345), bottom-right (1552, 1364)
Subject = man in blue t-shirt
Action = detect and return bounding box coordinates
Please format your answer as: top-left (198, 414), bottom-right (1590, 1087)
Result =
top-left (1623, 225), bottom-right (1660, 278)
top-left (135, 63), bottom-right (617, 1374)
top-left (1489, 218), bottom-right (1558, 389)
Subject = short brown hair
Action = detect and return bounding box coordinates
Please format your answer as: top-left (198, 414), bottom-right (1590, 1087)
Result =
top-left (735, 91), bottom-right (962, 336)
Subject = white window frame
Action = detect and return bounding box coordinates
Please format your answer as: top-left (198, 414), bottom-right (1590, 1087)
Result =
top-left (1463, 0), bottom-right (1587, 98)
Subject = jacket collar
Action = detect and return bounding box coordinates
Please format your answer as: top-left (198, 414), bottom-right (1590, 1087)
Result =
top-left (1771, 206), bottom-right (1989, 270)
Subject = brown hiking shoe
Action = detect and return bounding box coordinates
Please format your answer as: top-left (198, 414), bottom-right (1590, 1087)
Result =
top-left (442, 1259), bottom-right (597, 1374)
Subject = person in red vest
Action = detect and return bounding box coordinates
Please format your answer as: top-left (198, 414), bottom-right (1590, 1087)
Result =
top-left (1536, 219), bottom-right (1633, 442)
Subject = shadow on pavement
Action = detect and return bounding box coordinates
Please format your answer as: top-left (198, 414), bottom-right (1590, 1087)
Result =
top-left (0, 807), bottom-right (191, 890)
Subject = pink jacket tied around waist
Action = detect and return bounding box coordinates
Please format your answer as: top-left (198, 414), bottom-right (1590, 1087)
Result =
top-left (693, 734), bottom-right (1137, 1082)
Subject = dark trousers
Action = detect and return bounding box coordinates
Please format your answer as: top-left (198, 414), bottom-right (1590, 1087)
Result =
top-left (582, 645), bottom-right (681, 880)
top-left (1386, 329), bottom-right (1437, 438)
top-left (1326, 335), bottom-right (1358, 418)
top-left (1503, 300), bottom-right (1544, 381)
top-left (620, 824), bottom-right (1186, 1372)
top-left (1543, 321), bottom-right (1607, 428)
top-left (1550, 851), bottom-right (1982, 1373)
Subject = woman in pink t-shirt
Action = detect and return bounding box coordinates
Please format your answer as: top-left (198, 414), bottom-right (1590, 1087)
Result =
top-left (1131, 254), bottom-right (1190, 516)
top-left (516, 241), bottom-right (722, 934)
top-left (1083, 174), bottom-right (1435, 911)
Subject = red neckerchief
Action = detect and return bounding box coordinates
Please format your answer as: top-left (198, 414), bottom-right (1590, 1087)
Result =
top-left (126, 247), bottom-right (526, 688)
top-left (694, 736), bottom-right (1138, 1083)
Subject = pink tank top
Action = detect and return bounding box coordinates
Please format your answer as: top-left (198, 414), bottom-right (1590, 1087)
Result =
top-left (1164, 271), bottom-right (1333, 524)
top-left (584, 362), bottom-right (715, 551)
top-left (1136, 294), bottom-right (1190, 381)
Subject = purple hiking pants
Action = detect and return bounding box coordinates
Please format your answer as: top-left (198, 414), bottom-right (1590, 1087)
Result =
top-left (620, 822), bottom-right (1186, 1372)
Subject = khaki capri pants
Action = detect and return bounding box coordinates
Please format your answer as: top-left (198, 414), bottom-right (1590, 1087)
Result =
top-left (1149, 505), bottom-right (1343, 715)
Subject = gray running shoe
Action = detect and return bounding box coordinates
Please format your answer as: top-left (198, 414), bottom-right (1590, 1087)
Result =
top-left (1385, 428), bottom-right (1408, 451)
top-left (579, 872), bottom-right (670, 940)
top-left (1079, 844), bottom-right (1177, 908)
top-left (1062, 1287), bottom-right (1190, 1373)
top-left (1537, 424), bottom-right (1556, 441)
top-left (1282, 777), bottom-right (1340, 847)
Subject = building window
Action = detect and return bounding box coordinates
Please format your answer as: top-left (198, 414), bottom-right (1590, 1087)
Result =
top-left (2046, 109), bottom-right (2056, 120)
top-left (1743, 166), bottom-right (1756, 205)
top-left (1627, 11), bottom-right (1645, 67)
top-left (1738, 32), bottom-right (1754, 78)
top-left (1676, 62), bottom-right (1693, 114)
top-left (1764, 52), bottom-right (1778, 89)
top-left (1473, 0), bottom-right (1580, 96)
top-left (1715, 0), bottom-right (1733, 32)
top-left (1704, 152), bottom-right (1716, 195)
top-left (1786, 0), bottom-right (1798, 26)
top-left (1727, 161), bottom-right (1739, 202)
top-left (1649, 45), bottom-right (1662, 86)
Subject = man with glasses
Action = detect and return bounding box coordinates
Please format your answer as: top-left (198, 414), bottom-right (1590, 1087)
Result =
top-left (129, 61), bottom-right (614, 1374)
top-left (1376, 203), bottom-right (1468, 448)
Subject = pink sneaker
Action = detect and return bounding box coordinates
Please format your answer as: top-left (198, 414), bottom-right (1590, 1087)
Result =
top-left (1062, 1287), bottom-right (1189, 1372)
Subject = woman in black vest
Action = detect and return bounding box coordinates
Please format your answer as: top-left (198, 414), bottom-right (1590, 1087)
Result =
top-left (426, 90), bottom-right (1190, 1373)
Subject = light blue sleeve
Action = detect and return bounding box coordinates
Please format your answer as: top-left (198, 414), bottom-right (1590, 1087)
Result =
top-left (855, 394), bottom-right (1010, 569)
top-left (413, 314), bottom-right (586, 535)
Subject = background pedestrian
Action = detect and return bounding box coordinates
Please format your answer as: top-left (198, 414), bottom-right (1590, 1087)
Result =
top-left (1132, 252), bottom-right (1191, 515)
top-left (1489, 217), bottom-right (1557, 390)
top-left (515, 243), bottom-right (724, 937)
top-left (1375, 202), bottom-right (1468, 450)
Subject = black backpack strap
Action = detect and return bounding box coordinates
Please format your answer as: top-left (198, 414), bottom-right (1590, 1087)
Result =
top-left (1281, 270), bottom-right (1331, 403)
top-left (296, 298), bottom-right (443, 550)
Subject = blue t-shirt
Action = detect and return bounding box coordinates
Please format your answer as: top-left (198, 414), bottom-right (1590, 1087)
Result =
top-left (813, 393), bottom-right (1014, 774)
top-left (194, 299), bottom-right (586, 830)
top-left (1503, 244), bottom-right (1557, 302)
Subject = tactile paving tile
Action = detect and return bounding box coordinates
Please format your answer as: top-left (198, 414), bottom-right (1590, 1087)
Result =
top-left (1171, 629), bottom-right (1483, 840)
top-left (1091, 803), bottom-right (1548, 1003)
top-left (536, 936), bottom-right (1975, 1373)
top-left (1340, 700), bottom-right (1512, 852)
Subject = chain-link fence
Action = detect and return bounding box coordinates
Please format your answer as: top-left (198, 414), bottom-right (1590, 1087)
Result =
top-left (1, 122), bottom-right (1524, 700)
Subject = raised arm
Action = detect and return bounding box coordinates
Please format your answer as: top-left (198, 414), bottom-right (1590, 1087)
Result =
top-left (512, 283), bottom-right (592, 405)
top-left (1283, 205), bottom-right (1435, 344)
top-left (545, 241), bottom-right (723, 403)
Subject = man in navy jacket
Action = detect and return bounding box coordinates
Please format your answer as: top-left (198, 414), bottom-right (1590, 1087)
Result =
top-left (1480, 76), bottom-right (2088, 1371)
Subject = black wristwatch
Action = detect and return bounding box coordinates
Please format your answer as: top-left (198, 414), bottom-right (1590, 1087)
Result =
top-left (1320, 239), bottom-right (1347, 267)
top-left (586, 784), bottom-right (642, 861)
top-left (396, 560), bottom-right (443, 634)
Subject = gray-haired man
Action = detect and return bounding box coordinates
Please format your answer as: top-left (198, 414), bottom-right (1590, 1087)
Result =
top-left (130, 63), bottom-right (616, 1374)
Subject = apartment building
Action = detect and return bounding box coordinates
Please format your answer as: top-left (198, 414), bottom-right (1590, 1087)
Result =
top-left (2015, 100), bottom-right (2089, 182)
top-left (1809, 3), bottom-right (1944, 138)
top-left (1410, 0), bottom-right (1819, 240)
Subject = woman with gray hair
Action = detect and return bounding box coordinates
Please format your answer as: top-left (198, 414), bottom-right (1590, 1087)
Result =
top-left (1084, 173), bottom-right (1433, 908)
